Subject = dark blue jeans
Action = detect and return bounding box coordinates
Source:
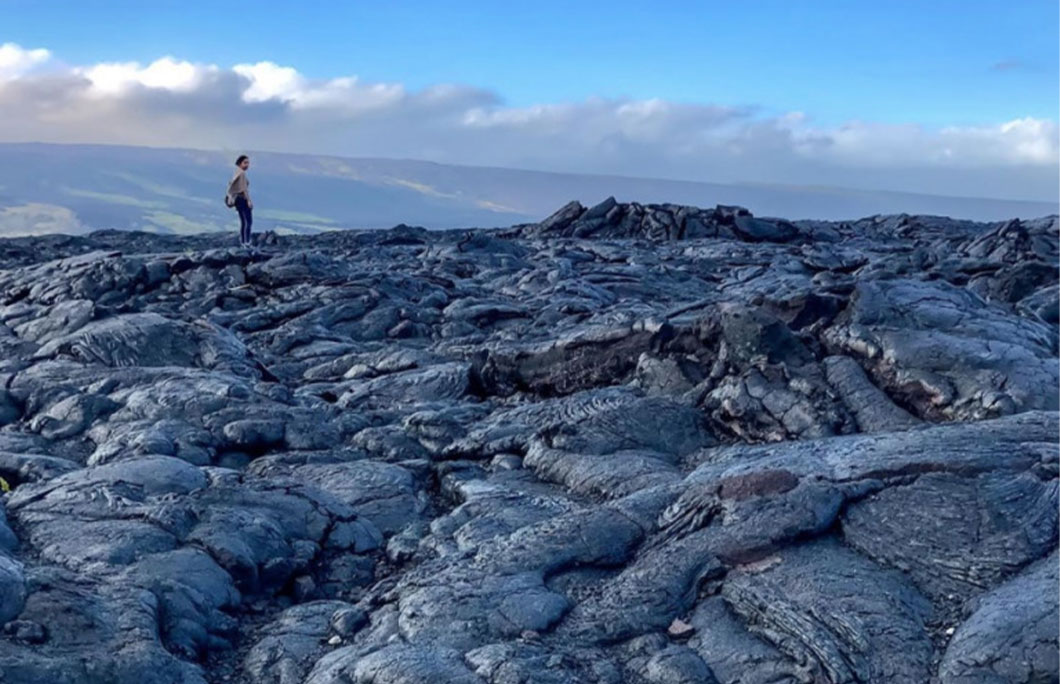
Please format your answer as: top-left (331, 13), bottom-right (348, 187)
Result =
top-left (235, 196), bottom-right (253, 245)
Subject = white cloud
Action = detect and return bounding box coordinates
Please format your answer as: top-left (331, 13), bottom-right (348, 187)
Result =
top-left (232, 61), bottom-right (303, 103)
top-left (0, 43), bottom-right (50, 80)
top-left (77, 57), bottom-right (217, 96)
top-left (792, 118), bottom-right (1060, 168)
top-left (0, 42), bottom-right (1055, 200)
top-left (232, 61), bottom-right (404, 111)
top-left (997, 117), bottom-right (1058, 163)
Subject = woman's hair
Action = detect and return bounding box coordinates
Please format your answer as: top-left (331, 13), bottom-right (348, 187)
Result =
top-left (235, 155), bottom-right (249, 166)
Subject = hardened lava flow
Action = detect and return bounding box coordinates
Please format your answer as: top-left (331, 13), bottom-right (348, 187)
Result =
top-left (0, 199), bottom-right (1055, 683)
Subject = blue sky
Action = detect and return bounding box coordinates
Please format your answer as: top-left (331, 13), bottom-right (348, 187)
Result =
top-left (0, 1), bottom-right (1057, 200)
top-left (4, 0), bottom-right (1056, 126)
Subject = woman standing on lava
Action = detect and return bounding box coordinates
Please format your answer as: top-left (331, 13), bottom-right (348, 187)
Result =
top-left (226, 154), bottom-right (253, 246)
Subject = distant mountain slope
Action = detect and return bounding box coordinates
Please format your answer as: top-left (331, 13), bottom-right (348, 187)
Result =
top-left (0, 143), bottom-right (1054, 236)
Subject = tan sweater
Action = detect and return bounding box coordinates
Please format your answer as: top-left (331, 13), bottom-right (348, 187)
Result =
top-left (227, 170), bottom-right (250, 203)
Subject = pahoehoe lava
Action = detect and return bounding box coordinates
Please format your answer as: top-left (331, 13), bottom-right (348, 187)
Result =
top-left (0, 198), bottom-right (1055, 683)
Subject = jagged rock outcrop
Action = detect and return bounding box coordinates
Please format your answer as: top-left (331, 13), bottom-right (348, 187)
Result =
top-left (514, 198), bottom-right (807, 243)
top-left (0, 203), bottom-right (1054, 683)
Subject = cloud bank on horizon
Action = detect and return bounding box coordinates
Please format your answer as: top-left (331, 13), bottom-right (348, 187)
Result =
top-left (0, 41), bottom-right (1057, 202)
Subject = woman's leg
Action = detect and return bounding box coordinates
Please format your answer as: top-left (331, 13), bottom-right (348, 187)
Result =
top-left (236, 199), bottom-right (250, 245)
top-left (244, 204), bottom-right (253, 245)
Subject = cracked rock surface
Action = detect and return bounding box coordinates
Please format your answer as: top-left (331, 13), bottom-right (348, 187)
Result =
top-left (0, 200), bottom-right (1055, 683)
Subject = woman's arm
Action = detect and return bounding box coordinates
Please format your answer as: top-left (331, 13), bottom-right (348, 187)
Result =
top-left (228, 171), bottom-right (250, 205)
top-left (227, 171), bottom-right (245, 197)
